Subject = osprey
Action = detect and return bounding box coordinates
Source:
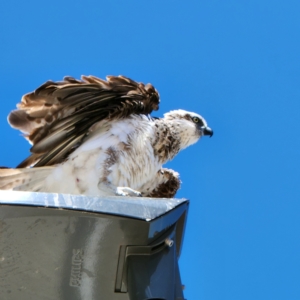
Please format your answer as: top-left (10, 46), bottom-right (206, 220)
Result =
top-left (0, 75), bottom-right (213, 198)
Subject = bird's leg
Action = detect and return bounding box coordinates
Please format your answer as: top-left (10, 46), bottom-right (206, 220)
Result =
top-left (98, 180), bottom-right (142, 197)
top-left (99, 146), bottom-right (142, 197)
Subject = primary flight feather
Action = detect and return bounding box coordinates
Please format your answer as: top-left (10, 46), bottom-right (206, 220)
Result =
top-left (0, 75), bottom-right (213, 198)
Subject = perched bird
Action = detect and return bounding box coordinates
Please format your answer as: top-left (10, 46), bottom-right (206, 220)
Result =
top-left (0, 75), bottom-right (213, 198)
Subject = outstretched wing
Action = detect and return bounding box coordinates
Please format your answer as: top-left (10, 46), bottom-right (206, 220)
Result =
top-left (8, 75), bottom-right (160, 168)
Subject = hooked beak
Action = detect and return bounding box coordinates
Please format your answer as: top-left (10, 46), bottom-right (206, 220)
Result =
top-left (201, 126), bottom-right (213, 137)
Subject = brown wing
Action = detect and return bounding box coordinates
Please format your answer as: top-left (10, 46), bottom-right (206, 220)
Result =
top-left (8, 75), bottom-right (160, 168)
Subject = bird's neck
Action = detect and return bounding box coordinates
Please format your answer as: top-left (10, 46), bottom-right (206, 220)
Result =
top-left (151, 119), bottom-right (182, 163)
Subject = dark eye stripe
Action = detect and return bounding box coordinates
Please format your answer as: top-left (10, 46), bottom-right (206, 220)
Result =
top-left (192, 116), bottom-right (204, 126)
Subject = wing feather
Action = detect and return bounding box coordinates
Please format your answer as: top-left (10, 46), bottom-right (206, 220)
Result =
top-left (8, 75), bottom-right (160, 167)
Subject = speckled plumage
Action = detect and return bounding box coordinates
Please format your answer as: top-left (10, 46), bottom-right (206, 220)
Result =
top-left (0, 75), bottom-right (213, 198)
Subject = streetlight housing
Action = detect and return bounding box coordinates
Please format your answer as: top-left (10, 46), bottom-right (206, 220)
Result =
top-left (0, 191), bottom-right (188, 300)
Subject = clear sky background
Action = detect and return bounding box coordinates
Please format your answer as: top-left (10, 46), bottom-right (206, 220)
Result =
top-left (1, 1), bottom-right (299, 299)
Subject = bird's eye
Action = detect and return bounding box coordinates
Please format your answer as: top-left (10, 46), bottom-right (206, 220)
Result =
top-left (192, 117), bottom-right (200, 123)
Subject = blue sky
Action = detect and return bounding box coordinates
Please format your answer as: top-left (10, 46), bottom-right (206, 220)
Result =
top-left (1, 1), bottom-right (300, 299)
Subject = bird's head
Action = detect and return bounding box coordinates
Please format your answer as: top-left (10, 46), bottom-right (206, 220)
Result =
top-left (164, 109), bottom-right (213, 149)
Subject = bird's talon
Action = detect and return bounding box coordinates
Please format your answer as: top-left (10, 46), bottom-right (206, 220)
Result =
top-left (116, 187), bottom-right (142, 197)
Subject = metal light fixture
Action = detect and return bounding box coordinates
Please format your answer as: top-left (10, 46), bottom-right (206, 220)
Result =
top-left (0, 191), bottom-right (188, 300)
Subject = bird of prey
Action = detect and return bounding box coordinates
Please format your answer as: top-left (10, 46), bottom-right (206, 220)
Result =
top-left (0, 75), bottom-right (213, 198)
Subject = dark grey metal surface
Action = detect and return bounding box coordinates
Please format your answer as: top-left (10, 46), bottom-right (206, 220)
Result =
top-left (0, 192), bottom-right (188, 300)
